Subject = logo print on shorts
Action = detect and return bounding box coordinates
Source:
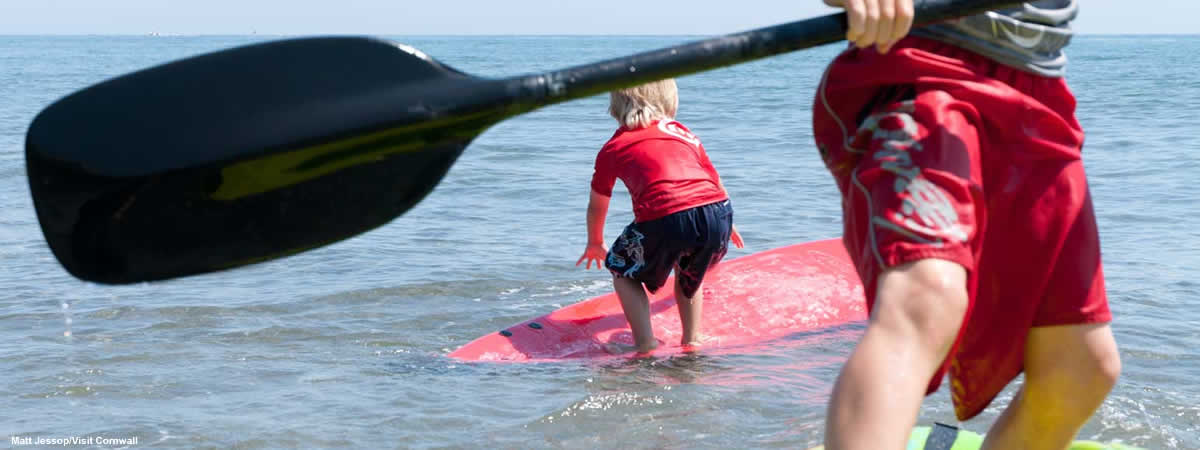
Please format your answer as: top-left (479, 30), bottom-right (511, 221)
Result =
top-left (608, 228), bottom-right (646, 277)
top-left (862, 104), bottom-right (969, 246)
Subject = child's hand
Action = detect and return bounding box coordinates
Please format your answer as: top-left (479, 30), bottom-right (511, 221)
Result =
top-left (576, 243), bottom-right (608, 270)
top-left (731, 225), bottom-right (745, 249)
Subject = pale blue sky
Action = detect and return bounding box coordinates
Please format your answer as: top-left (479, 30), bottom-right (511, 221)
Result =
top-left (1, 0), bottom-right (1195, 35)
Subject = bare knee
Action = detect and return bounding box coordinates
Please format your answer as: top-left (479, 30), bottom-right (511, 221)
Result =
top-left (675, 294), bottom-right (697, 308)
top-left (1089, 335), bottom-right (1122, 399)
top-left (1024, 324), bottom-right (1122, 418)
top-left (1101, 351), bottom-right (1121, 387)
top-left (612, 275), bottom-right (647, 299)
top-left (873, 259), bottom-right (969, 352)
top-left (1088, 336), bottom-right (1121, 393)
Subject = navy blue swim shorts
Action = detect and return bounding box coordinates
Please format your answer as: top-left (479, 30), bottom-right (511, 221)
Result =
top-left (605, 200), bottom-right (733, 298)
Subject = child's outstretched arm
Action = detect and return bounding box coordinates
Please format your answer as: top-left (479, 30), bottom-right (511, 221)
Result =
top-left (576, 189), bottom-right (611, 270)
top-left (715, 178), bottom-right (745, 249)
top-left (697, 145), bottom-right (745, 249)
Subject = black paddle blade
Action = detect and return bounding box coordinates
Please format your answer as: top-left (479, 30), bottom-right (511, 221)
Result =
top-left (26, 37), bottom-right (512, 284)
top-left (27, 0), bottom-right (1022, 285)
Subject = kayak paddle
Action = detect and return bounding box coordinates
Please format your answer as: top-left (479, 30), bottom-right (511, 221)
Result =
top-left (25, 0), bottom-right (1021, 284)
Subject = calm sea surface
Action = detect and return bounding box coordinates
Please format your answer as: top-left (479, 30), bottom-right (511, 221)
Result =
top-left (1, 34), bottom-right (1197, 448)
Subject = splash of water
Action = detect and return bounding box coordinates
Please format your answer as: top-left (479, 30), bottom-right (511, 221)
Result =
top-left (61, 300), bottom-right (73, 338)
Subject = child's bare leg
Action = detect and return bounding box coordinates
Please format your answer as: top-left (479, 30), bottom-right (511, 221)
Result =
top-left (981, 323), bottom-right (1120, 450)
top-left (608, 275), bottom-right (658, 354)
top-left (824, 258), bottom-right (968, 450)
top-left (674, 272), bottom-right (703, 346)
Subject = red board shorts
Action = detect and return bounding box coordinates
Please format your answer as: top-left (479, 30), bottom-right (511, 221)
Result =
top-left (812, 36), bottom-right (1113, 420)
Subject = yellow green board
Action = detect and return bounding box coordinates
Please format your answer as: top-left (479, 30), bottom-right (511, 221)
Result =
top-left (809, 424), bottom-right (1144, 449)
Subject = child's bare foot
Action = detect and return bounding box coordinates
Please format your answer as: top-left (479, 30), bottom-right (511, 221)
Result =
top-left (604, 340), bottom-right (659, 355)
top-left (680, 334), bottom-right (711, 350)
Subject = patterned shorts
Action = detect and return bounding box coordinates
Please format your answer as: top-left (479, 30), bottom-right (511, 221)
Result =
top-left (606, 200), bottom-right (732, 298)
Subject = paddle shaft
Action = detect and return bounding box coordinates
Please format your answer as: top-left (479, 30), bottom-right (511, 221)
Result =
top-left (24, 0), bottom-right (1024, 284)
top-left (502, 0), bottom-right (1021, 110)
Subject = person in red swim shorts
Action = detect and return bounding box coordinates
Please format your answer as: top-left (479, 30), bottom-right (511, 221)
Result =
top-left (811, 0), bottom-right (1121, 448)
top-left (576, 79), bottom-right (745, 355)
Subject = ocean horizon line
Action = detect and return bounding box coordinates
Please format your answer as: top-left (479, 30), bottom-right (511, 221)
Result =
top-left (2, 32), bottom-right (1198, 38)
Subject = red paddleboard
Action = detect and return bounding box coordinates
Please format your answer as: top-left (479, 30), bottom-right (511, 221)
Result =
top-left (448, 238), bottom-right (867, 362)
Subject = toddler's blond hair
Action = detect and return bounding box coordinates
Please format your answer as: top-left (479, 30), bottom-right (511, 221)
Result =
top-left (608, 79), bottom-right (679, 129)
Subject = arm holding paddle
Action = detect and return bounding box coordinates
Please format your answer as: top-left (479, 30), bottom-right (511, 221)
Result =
top-left (823, 0), bottom-right (915, 54)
